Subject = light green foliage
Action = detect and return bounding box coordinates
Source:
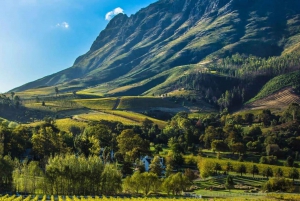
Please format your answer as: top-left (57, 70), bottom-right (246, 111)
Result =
top-left (116, 129), bottom-right (150, 161)
top-left (162, 173), bottom-right (190, 195)
top-left (149, 156), bottom-right (163, 176)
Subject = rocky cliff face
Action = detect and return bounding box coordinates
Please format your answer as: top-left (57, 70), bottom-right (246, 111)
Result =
top-left (12, 0), bottom-right (300, 92)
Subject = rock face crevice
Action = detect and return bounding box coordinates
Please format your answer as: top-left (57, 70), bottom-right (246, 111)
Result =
top-left (12, 0), bottom-right (300, 92)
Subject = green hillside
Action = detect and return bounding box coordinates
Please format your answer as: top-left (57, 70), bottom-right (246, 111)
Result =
top-left (248, 70), bottom-right (300, 103)
top-left (10, 0), bottom-right (300, 99)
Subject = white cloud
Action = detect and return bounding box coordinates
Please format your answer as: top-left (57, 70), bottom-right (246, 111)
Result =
top-left (56, 22), bottom-right (69, 29)
top-left (105, 7), bottom-right (124, 21)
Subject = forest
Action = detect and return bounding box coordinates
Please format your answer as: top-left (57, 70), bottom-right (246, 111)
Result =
top-left (1, 100), bottom-right (300, 196)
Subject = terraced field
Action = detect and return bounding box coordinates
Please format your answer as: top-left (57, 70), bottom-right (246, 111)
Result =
top-left (246, 87), bottom-right (300, 110)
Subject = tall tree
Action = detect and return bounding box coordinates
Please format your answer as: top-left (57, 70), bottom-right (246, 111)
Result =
top-left (149, 156), bottom-right (163, 176)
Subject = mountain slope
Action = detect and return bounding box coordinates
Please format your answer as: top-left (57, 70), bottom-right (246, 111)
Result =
top-left (12, 0), bottom-right (300, 95)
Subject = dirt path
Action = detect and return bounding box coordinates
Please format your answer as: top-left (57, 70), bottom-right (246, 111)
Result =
top-left (112, 97), bottom-right (121, 110)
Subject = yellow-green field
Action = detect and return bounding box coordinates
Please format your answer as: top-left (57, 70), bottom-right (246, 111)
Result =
top-left (74, 98), bottom-right (117, 110)
top-left (105, 110), bottom-right (167, 128)
top-left (77, 112), bottom-right (139, 125)
top-left (55, 118), bottom-right (88, 132)
top-left (25, 118), bottom-right (87, 132)
top-left (117, 96), bottom-right (178, 110)
top-left (24, 101), bottom-right (82, 112)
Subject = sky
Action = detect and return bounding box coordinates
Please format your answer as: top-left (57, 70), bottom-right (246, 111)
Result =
top-left (0, 0), bottom-right (157, 93)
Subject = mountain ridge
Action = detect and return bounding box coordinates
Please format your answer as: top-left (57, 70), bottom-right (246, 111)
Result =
top-left (11, 0), bottom-right (300, 98)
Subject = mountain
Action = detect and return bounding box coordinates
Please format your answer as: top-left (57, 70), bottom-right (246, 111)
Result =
top-left (11, 0), bottom-right (300, 100)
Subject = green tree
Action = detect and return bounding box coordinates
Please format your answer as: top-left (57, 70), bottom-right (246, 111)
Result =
top-left (226, 162), bottom-right (234, 174)
top-left (211, 140), bottom-right (228, 153)
top-left (275, 168), bottom-right (284, 177)
top-left (263, 177), bottom-right (294, 192)
top-left (286, 156), bottom-right (294, 167)
top-left (149, 156), bottom-right (163, 176)
top-left (139, 172), bottom-right (159, 195)
top-left (162, 173), bottom-right (190, 195)
top-left (54, 87), bottom-right (59, 97)
top-left (263, 167), bottom-right (273, 179)
top-left (214, 163), bottom-right (222, 175)
top-left (251, 165), bottom-right (259, 178)
top-left (225, 175), bottom-right (234, 192)
top-left (237, 164), bottom-right (246, 176)
top-left (289, 168), bottom-right (299, 183)
top-left (101, 164), bottom-right (122, 195)
top-left (117, 129), bottom-right (150, 161)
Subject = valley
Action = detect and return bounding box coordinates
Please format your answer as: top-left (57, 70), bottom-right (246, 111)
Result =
top-left (1, 0), bottom-right (300, 199)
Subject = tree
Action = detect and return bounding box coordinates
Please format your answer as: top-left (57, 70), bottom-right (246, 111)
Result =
top-left (263, 177), bottom-right (294, 193)
top-left (162, 173), bottom-right (190, 195)
top-left (226, 162), bottom-right (234, 174)
top-left (244, 113), bottom-right (254, 125)
top-left (123, 171), bottom-right (142, 194)
top-left (149, 156), bottom-right (163, 176)
top-left (237, 164), bottom-right (246, 176)
top-left (225, 175), bottom-right (234, 192)
top-left (275, 168), bottom-right (284, 177)
top-left (184, 168), bottom-right (197, 182)
top-left (289, 168), bottom-right (299, 183)
top-left (117, 129), bottom-right (150, 161)
top-left (54, 87), bottom-right (59, 97)
top-left (230, 142), bottom-right (246, 155)
top-left (263, 167), bottom-right (273, 179)
top-left (101, 164), bottom-right (122, 195)
top-left (247, 126), bottom-right (262, 140)
top-left (139, 172), bottom-right (159, 195)
top-left (251, 165), bottom-right (259, 178)
top-left (10, 92), bottom-right (15, 100)
top-left (214, 163), bottom-right (222, 175)
top-left (211, 140), bottom-right (228, 153)
top-left (286, 156), bottom-right (294, 167)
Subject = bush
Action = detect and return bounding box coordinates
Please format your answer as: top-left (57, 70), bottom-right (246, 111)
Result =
top-left (263, 177), bottom-right (294, 192)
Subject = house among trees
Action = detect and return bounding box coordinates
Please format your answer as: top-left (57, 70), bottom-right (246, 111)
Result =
top-left (141, 155), bottom-right (165, 172)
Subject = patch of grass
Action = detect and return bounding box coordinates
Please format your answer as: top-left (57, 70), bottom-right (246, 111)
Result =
top-left (117, 96), bottom-right (179, 110)
top-left (77, 112), bottom-right (138, 125)
top-left (74, 98), bottom-right (118, 110)
top-left (24, 101), bottom-right (82, 112)
top-left (55, 118), bottom-right (88, 132)
top-left (105, 110), bottom-right (167, 128)
top-left (189, 112), bottom-right (217, 119)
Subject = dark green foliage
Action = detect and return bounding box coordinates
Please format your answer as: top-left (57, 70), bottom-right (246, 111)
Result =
top-left (263, 177), bottom-right (294, 192)
top-left (263, 167), bottom-right (274, 178)
top-left (225, 175), bottom-right (235, 191)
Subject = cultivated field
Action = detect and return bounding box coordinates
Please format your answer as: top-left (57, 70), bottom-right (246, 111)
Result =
top-left (246, 87), bottom-right (300, 110)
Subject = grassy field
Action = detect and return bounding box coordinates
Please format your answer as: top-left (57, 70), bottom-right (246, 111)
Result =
top-left (24, 101), bottom-right (82, 112)
top-left (189, 112), bottom-right (217, 119)
top-left (77, 112), bottom-right (139, 125)
top-left (117, 96), bottom-right (179, 110)
top-left (24, 118), bottom-right (88, 132)
top-left (55, 118), bottom-right (88, 132)
top-left (74, 98), bottom-right (118, 110)
top-left (105, 110), bottom-right (167, 128)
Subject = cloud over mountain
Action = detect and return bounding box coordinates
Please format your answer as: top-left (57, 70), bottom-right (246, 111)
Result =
top-left (105, 7), bottom-right (124, 20)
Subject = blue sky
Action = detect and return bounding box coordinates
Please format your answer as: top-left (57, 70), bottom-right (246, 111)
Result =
top-left (0, 0), bottom-right (156, 93)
